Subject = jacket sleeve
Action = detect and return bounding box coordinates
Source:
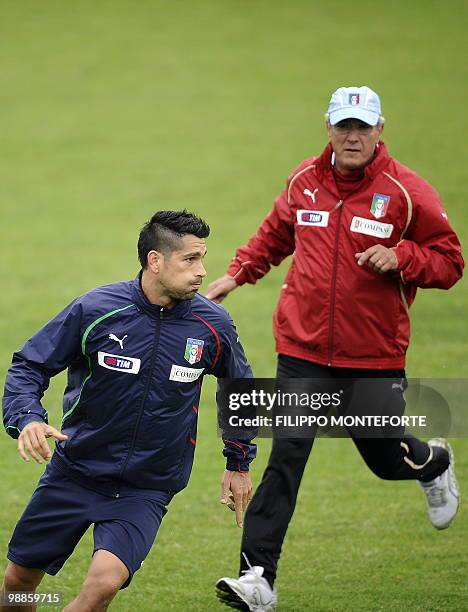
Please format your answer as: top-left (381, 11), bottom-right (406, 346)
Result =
top-left (227, 186), bottom-right (296, 285)
top-left (394, 181), bottom-right (464, 288)
top-left (2, 299), bottom-right (84, 439)
top-left (211, 311), bottom-right (257, 472)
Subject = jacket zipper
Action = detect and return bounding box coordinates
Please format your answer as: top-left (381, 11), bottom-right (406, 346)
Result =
top-left (327, 199), bottom-right (344, 366)
top-left (325, 169), bottom-right (375, 365)
top-left (115, 307), bottom-right (163, 497)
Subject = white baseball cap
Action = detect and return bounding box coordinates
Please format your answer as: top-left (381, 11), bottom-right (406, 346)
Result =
top-left (327, 86), bottom-right (382, 126)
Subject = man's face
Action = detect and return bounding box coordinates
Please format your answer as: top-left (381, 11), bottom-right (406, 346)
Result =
top-left (156, 234), bottom-right (207, 301)
top-left (327, 119), bottom-right (383, 173)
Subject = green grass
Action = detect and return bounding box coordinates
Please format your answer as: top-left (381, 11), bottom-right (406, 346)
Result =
top-left (0, 1), bottom-right (467, 610)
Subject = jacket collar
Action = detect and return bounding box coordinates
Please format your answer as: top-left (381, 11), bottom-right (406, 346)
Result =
top-left (316, 141), bottom-right (391, 182)
top-left (131, 272), bottom-right (192, 319)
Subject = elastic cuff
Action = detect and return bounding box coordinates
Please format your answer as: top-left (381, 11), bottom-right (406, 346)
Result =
top-left (226, 460), bottom-right (250, 472)
top-left (18, 414), bottom-right (46, 431)
top-left (227, 264), bottom-right (249, 286)
top-left (394, 241), bottom-right (411, 274)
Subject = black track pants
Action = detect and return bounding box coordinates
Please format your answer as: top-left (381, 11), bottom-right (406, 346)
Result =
top-left (240, 355), bottom-right (450, 587)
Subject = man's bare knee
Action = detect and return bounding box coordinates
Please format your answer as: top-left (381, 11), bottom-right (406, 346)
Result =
top-left (62, 576), bottom-right (122, 612)
top-left (86, 551), bottom-right (128, 593)
top-left (83, 573), bottom-right (124, 600)
top-left (3, 562), bottom-right (44, 591)
top-left (62, 551), bottom-right (128, 611)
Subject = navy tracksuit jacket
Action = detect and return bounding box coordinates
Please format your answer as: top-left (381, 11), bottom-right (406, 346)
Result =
top-left (2, 275), bottom-right (256, 497)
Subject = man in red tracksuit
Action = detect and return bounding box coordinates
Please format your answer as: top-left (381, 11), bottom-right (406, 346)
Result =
top-left (208, 86), bottom-right (464, 612)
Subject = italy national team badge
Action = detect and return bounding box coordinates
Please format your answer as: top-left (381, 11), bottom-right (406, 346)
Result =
top-left (184, 338), bottom-right (204, 364)
top-left (370, 193), bottom-right (391, 219)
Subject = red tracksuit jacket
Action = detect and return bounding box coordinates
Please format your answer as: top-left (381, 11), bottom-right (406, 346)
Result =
top-left (227, 142), bottom-right (464, 369)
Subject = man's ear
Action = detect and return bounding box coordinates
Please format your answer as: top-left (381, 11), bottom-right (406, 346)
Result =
top-left (147, 250), bottom-right (162, 274)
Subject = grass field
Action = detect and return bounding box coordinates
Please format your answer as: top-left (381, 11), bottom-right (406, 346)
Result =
top-left (0, 1), bottom-right (467, 610)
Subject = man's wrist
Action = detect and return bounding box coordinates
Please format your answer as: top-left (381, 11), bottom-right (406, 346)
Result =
top-left (19, 415), bottom-right (46, 432)
top-left (225, 460), bottom-right (250, 472)
top-left (393, 240), bottom-right (412, 272)
top-left (226, 263), bottom-right (247, 286)
top-left (389, 247), bottom-right (400, 271)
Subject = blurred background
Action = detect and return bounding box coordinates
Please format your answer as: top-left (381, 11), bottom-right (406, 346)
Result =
top-left (0, 1), bottom-right (466, 610)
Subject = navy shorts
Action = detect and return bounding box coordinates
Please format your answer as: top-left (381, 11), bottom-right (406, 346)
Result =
top-left (8, 462), bottom-right (173, 588)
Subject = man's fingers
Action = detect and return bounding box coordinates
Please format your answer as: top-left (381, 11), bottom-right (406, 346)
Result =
top-left (29, 429), bottom-right (50, 462)
top-left (374, 260), bottom-right (389, 273)
top-left (27, 432), bottom-right (46, 464)
top-left (369, 255), bottom-right (392, 273)
top-left (16, 423), bottom-right (66, 463)
top-left (235, 498), bottom-right (244, 528)
top-left (206, 288), bottom-right (227, 303)
top-left (22, 434), bottom-right (43, 464)
top-left (220, 472), bottom-right (252, 523)
top-left (17, 437), bottom-right (29, 462)
top-left (380, 261), bottom-right (393, 273)
top-left (368, 251), bottom-right (383, 266)
top-left (220, 487), bottom-right (230, 504)
top-left (205, 281), bottom-right (225, 302)
top-left (232, 487), bottom-right (245, 527)
top-left (243, 480), bottom-right (253, 509)
top-left (239, 483), bottom-right (250, 511)
top-left (368, 251), bottom-right (393, 272)
top-left (220, 473), bottom-right (231, 504)
top-left (205, 286), bottom-right (224, 302)
top-left (35, 430), bottom-right (52, 460)
top-left (21, 434), bottom-right (34, 461)
top-left (44, 426), bottom-right (68, 441)
top-left (356, 246), bottom-right (383, 264)
top-left (206, 276), bottom-right (237, 302)
top-left (355, 248), bottom-right (375, 266)
top-left (226, 493), bottom-right (236, 511)
top-left (220, 491), bottom-right (235, 511)
top-left (356, 246), bottom-right (397, 274)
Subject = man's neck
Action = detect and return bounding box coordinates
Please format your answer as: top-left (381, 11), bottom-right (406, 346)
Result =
top-left (333, 163), bottom-right (365, 178)
top-left (141, 270), bottom-right (174, 308)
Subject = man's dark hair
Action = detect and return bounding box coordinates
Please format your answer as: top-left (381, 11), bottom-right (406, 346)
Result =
top-left (138, 210), bottom-right (210, 268)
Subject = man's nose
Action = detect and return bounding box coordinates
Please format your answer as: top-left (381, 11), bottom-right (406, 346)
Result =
top-left (346, 129), bottom-right (359, 141)
top-left (197, 261), bottom-right (207, 277)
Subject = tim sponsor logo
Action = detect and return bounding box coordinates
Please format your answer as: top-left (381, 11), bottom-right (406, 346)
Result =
top-left (105, 356), bottom-right (131, 369)
top-left (98, 351), bottom-right (141, 374)
top-left (302, 212), bottom-right (322, 223)
top-left (296, 209), bottom-right (329, 227)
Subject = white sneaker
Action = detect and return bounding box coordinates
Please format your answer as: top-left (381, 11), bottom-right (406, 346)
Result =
top-left (216, 564), bottom-right (277, 612)
top-left (419, 438), bottom-right (460, 530)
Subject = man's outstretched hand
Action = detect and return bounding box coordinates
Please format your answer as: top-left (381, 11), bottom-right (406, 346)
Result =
top-left (18, 421), bottom-right (68, 464)
top-left (205, 274), bottom-right (238, 303)
top-left (220, 470), bottom-right (253, 528)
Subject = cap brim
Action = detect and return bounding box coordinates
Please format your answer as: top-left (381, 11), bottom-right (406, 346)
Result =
top-left (329, 108), bottom-right (379, 126)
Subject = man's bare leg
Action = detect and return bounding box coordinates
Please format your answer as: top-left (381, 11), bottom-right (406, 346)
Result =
top-left (62, 550), bottom-right (129, 612)
top-left (1, 562), bottom-right (45, 612)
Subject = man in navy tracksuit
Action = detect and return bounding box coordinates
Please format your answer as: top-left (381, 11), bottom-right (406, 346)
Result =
top-left (1, 210), bottom-right (256, 611)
